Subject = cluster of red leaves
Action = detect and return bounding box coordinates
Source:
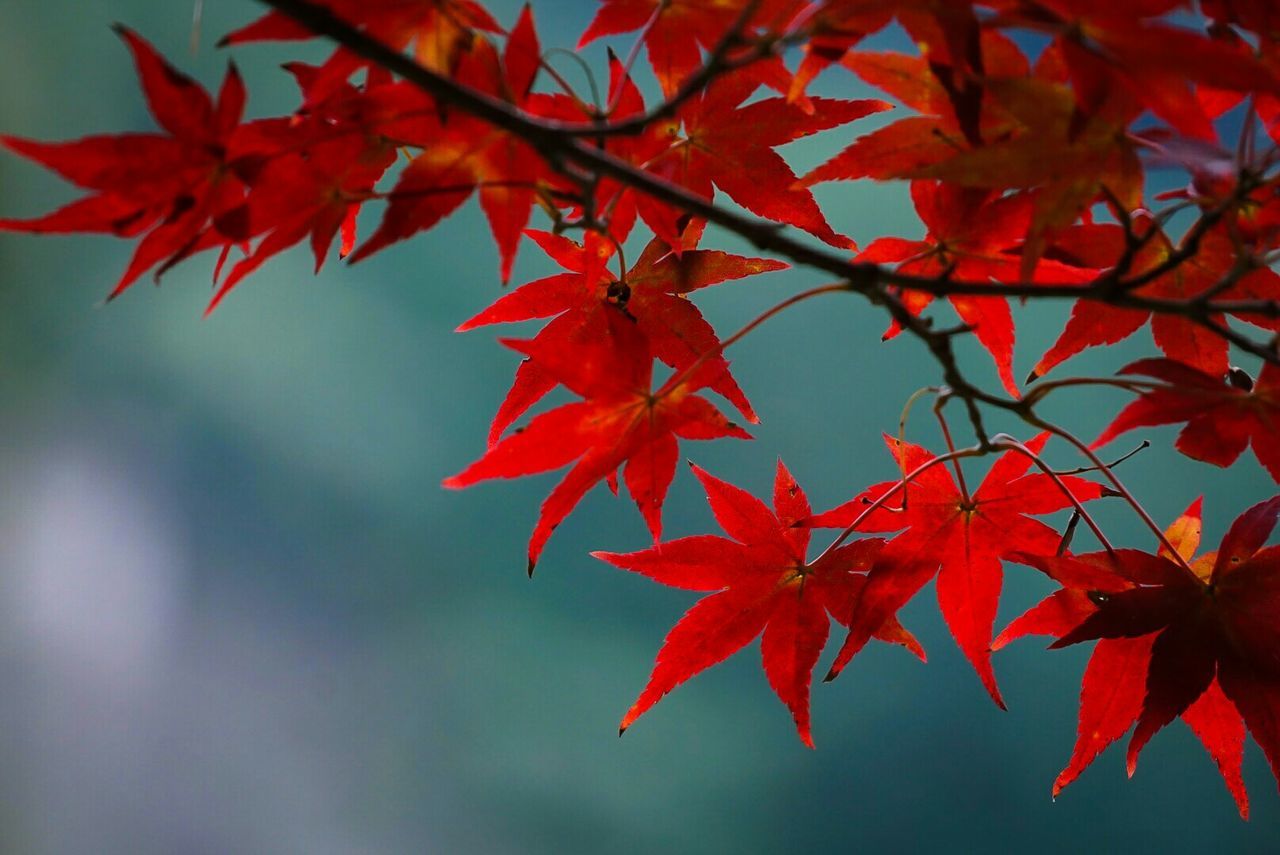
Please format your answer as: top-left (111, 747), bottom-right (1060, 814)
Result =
top-left (4, 0), bottom-right (1280, 815)
top-left (1093, 357), bottom-right (1280, 481)
top-left (0, 27), bottom-right (248, 299)
top-left (596, 460), bottom-right (924, 748)
top-left (595, 435), bottom-right (1099, 741)
top-left (810, 434), bottom-right (1105, 705)
top-left (999, 496), bottom-right (1280, 819)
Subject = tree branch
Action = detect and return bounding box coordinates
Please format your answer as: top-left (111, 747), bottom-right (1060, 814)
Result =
top-left (254, 0), bottom-right (1280, 337)
top-left (254, 0), bottom-right (1280, 406)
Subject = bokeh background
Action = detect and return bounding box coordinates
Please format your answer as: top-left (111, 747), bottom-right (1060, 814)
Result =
top-left (0, 1), bottom-right (1276, 852)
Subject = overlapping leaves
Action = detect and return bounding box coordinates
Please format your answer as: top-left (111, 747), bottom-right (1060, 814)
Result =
top-left (3, 0), bottom-right (1280, 817)
top-left (1000, 497), bottom-right (1280, 817)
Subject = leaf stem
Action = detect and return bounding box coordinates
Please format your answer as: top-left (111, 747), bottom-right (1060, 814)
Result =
top-left (811, 445), bottom-right (990, 566)
top-left (1022, 415), bottom-right (1200, 582)
top-left (541, 48), bottom-right (602, 112)
top-left (604, 0), bottom-right (666, 116)
top-left (934, 395), bottom-right (972, 505)
top-left (989, 434), bottom-right (1114, 554)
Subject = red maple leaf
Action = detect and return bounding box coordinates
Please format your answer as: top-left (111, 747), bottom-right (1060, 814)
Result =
top-left (528, 53), bottom-right (661, 251)
top-left (634, 69), bottom-right (887, 250)
top-left (807, 37), bottom-right (1153, 273)
top-left (999, 496), bottom-right (1280, 818)
top-left (995, 0), bottom-right (1280, 141)
top-left (1032, 224), bottom-right (1280, 379)
top-left (863, 180), bottom-right (1095, 397)
top-left (784, 7), bottom-right (891, 106)
top-left (799, 30), bottom-right (1031, 186)
top-left (595, 460), bottom-right (923, 746)
top-left (458, 226), bottom-right (786, 435)
top-left (347, 5), bottom-right (558, 281)
top-left (0, 27), bottom-right (246, 299)
top-left (1092, 357), bottom-right (1280, 483)
top-left (444, 305), bottom-right (749, 571)
top-left (578, 0), bottom-right (803, 99)
top-left (208, 122), bottom-right (396, 311)
top-left (223, 0), bottom-right (502, 92)
top-left (179, 59), bottom-right (455, 310)
top-left (813, 433), bottom-right (1104, 705)
top-left (239, 60), bottom-right (437, 150)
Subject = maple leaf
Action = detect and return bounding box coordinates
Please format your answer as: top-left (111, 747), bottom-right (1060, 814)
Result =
top-left (812, 433), bottom-right (1104, 705)
top-left (444, 305), bottom-right (750, 571)
top-left (595, 460), bottom-right (923, 746)
top-left (182, 59), bottom-right (463, 310)
top-left (863, 180), bottom-right (1096, 397)
top-left (808, 37), bottom-right (1151, 274)
top-left (542, 51), bottom-right (673, 249)
top-left (629, 69), bottom-right (886, 250)
top-left (918, 53), bottom-right (1148, 273)
top-left (799, 30), bottom-right (1031, 186)
top-left (0, 26), bottom-right (246, 299)
top-left (1091, 358), bottom-right (1280, 483)
top-left (222, 0), bottom-right (502, 93)
top-left (348, 5), bottom-right (555, 281)
top-left (994, 1), bottom-right (1280, 141)
top-left (458, 226), bottom-right (786, 434)
top-left (999, 496), bottom-right (1280, 817)
top-left (578, 0), bottom-right (803, 99)
top-left (255, 61), bottom-right (439, 148)
top-left (1031, 224), bottom-right (1280, 379)
top-left (784, 1), bottom-right (991, 137)
top-left (207, 134), bottom-right (396, 313)
top-left (784, 7), bottom-right (891, 107)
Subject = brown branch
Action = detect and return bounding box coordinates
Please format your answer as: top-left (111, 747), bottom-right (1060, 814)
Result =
top-left (253, 0), bottom-right (1280, 410)
top-left (597, 0), bottom-right (780, 131)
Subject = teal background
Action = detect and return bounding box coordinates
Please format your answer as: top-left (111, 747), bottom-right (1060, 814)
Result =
top-left (0, 1), bottom-right (1276, 851)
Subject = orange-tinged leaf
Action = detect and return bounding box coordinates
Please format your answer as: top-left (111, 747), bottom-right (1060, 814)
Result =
top-left (1160, 497), bottom-right (1204, 563)
top-left (1002, 497), bottom-right (1280, 811)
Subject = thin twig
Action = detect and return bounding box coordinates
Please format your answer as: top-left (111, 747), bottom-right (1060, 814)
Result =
top-left (1022, 415), bottom-right (1201, 583)
top-left (990, 435), bottom-right (1115, 554)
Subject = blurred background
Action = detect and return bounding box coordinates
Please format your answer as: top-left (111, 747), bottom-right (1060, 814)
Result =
top-left (0, 1), bottom-right (1276, 852)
